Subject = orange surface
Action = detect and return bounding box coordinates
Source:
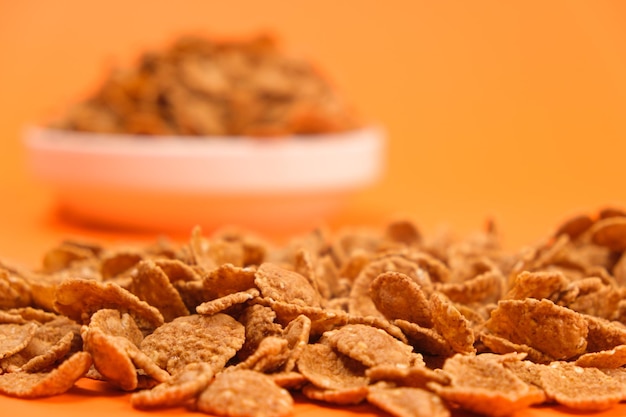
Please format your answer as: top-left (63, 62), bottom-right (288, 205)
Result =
top-left (2, 1), bottom-right (626, 416)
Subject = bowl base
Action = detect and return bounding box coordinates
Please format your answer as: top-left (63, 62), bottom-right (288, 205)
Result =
top-left (55, 186), bottom-right (350, 237)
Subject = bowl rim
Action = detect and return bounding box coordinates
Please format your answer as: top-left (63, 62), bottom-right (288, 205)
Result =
top-left (23, 125), bottom-right (386, 194)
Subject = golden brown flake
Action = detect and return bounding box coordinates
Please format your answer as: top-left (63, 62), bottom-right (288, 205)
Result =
top-left (479, 333), bottom-right (554, 364)
top-left (195, 288), bottom-right (259, 316)
top-left (0, 351), bottom-right (92, 398)
top-left (254, 262), bottom-right (322, 307)
top-left (369, 271), bottom-right (432, 327)
top-left (0, 322), bottom-right (38, 360)
top-left (429, 292), bottom-right (475, 354)
top-left (131, 362), bottom-right (214, 409)
top-left (281, 314), bottom-right (311, 372)
top-left (41, 243), bottom-right (95, 274)
top-left (435, 270), bottom-right (504, 305)
top-left (196, 369), bottom-right (293, 417)
top-left (588, 216), bottom-right (626, 251)
top-left (575, 344), bottom-right (626, 368)
top-left (367, 385), bottom-right (450, 417)
top-left (539, 361), bottom-right (625, 411)
top-left (140, 313), bottom-right (244, 375)
top-left (269, 371), bottom-right (307, 389)
top-left (366, 363), bottom-right (450, 389)
top-left (254, 297), bottom-right (349, 336)
top-left (99, 250), bottom-right (143, 280)
top-left (326, 324), bottom-right (415, 368)
top-left (0, 270), bottom-right (31, 309)
top-left (4, 318), bottom-right (80, 373)
top-left (504, 270), bottom-right (569, 301)
top-left (485, 298), bottom-right (588, 360)
top-left (54, 278), bottom-right (164, 330)
top-left (428, 353), bottom-right (545, 417)
top-left (394, 319), bottom-right (454, 357)
top-left (129, 260), bottom-right (190, 322)
top-left (230, 336), bottom-right (289, 373)
top-left (89, 309), bottom-right (144, 346)
top-left (81, 325), bottom-right (141, 390)
top-left (201, 263), bottom-right (257, 301)
top-left (301, 383), bottom-right (369, 405)
top-left (584, 314), bottom-right (626, 353)
top-left (237, 304), bottom-right (283, 360)
top-left (349, 255), bottom-right (432, 318)
top-left (3, 307), bottom-right (60, 324)
top-left (296, 343), bottom-right (368, 390)
top-left (554, 212), bottom-right (595, 239)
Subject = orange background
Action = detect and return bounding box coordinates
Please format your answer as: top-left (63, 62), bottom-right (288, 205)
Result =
top-left (2, 1), bottom-right (626, 416)
top-left (2, 1), bottom-right (626, 263)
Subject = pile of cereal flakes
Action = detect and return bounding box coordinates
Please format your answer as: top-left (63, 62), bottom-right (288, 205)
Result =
top-left (54, 33), bottom-right (359, 137)
top-left (3, 208), bottom-right (626, 417)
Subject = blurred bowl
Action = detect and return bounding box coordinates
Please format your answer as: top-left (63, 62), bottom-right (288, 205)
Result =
top-left (23, 126), bottom-right (385, 234)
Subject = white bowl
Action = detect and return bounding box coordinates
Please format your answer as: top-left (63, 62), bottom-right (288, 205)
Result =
top-left (23, 126), bottom-right (385, 234)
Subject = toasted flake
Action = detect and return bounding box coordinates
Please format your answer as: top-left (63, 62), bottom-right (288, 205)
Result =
top-left (202, 263), bottom-right (257, 299)
top-left (7, 323), bottom-right (78, 373)
top-left (504, 270), bottom-right (569, 301)
top-left (601, 367), bottom-right (626, 385)
top-left (327, 324), bottom-right (414, 368)
top-left (554, 213), bottom-right (594, 239)
top-left (0, 270), bottom-right (31, 309)
top-left (429, 292), bottom-right (475, 354)
top-left (588, 217), bottom-right (626, 251)
top-left (255, 262), bottom-right (322, 307)
top-left (41, 243), bottom-right (94, 274)
top-left (0, 351), bottom-right (92, 398)
top-left (270, 371), bottom-right (307, 389)
top-left (0, 322), bottom-right (38, 360)
top-left (140, 313), bottom-right (244, 375)
top-left (367, 386), bottom-right (450, 417)
top-left (584, 315), bottom-right (626, 353)
top-left (231, 336), bottom-right (289, 373)
top-left (131, 362), bottom-right (214, 409)
top-left (4, 307), bottom-right (60, 324)
top-left (338, 249), bottom-right (372, 281)
top-left (196, 288), bottom-right (259, 315)
top-left (539, 362), bottom-right (624, 411)
top-left (576, 345), bottom-right (626, 368)
top-left (384, 219), bottom-right (422, 246)
top-left (345, 314), bottom-right (409, 344)
top-left (297, 343), bottom-right (368, 390)
top-left (369, 272), bottom-right (432, 327)
top-left (197, 370), bottom-right (293, 417)
top-left (485, 298), bottom-right (588, 360)
top-left (54, 278), bottom-right (164, 330)
top-left (81, 326), bottom-right (141, 390)
top-left (255, 297), bottom-right (349, 336)
top-left (100, 250), bottom-right (143, 280)
top-left (428, 354), bottom-right (545, 417)
top-left (129, 260), bottom-right (189, 322)
top-left (237, 304), bottom-right (283, 360)
top-left (281, 314), bottom-right (311, 372)
top-left (394, 319), bottom-right (454, 357)
top-left (366, 364), bottom-right (450, 389)
top-left (83, 310), bottom-right (168, 389)
top-left (349, 255), bottom-right (432, 318)
top-left (302, 383), bottom-right (369, 405)
top-left (479, 333), bottom-right (554, 364)
top-left (154, 259), bottom-right (201, 282)
top-left (436, 271), bottom-right (504, 305)
top-left (89, 309), bottom-right (144, 346)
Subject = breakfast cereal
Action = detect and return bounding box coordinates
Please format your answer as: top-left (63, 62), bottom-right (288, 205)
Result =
top-left (55, 34), bottom-right (359, 138)
top-left (3, 207), bottom-right (626, 416)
